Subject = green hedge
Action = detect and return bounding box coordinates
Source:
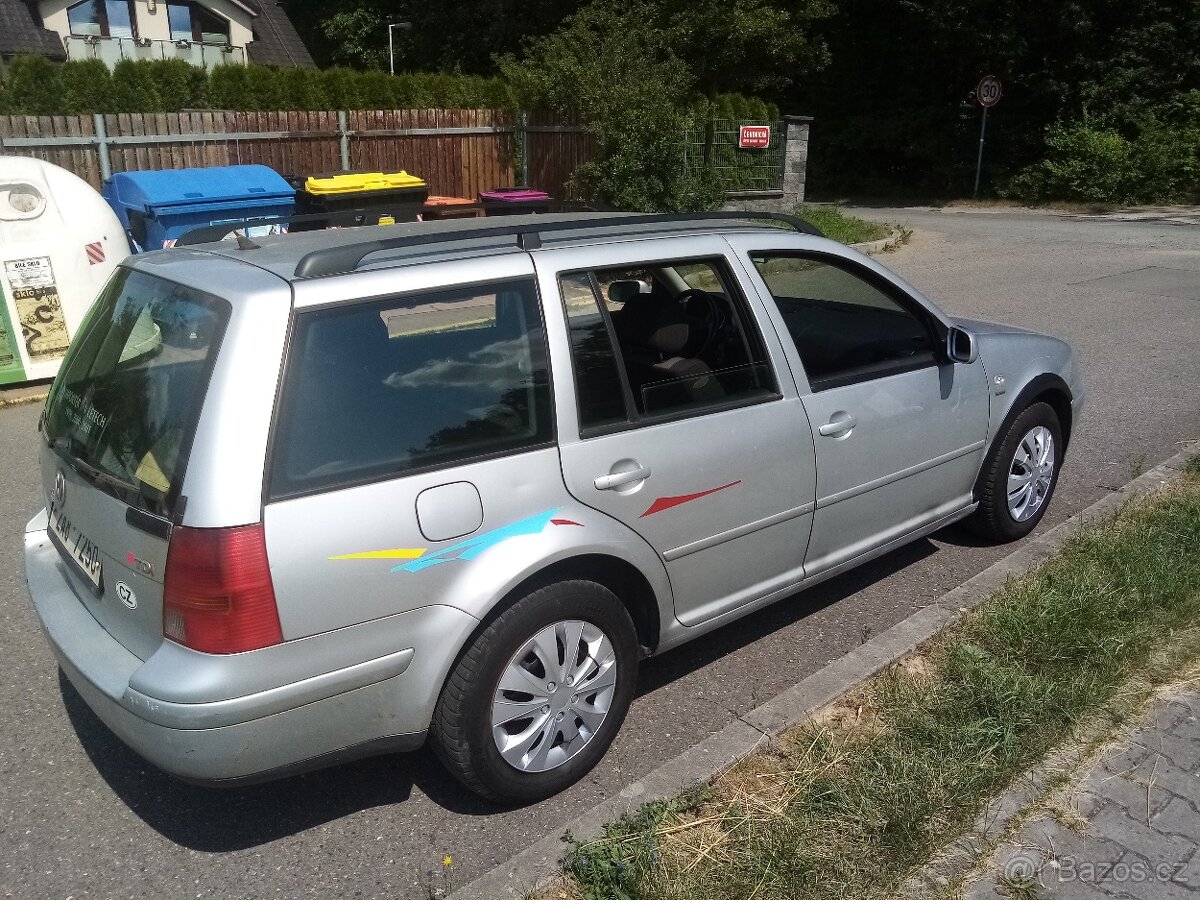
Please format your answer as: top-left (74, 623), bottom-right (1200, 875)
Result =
top-left (0, 56), bottom-right (513, 114)
top-left (1003, 91), bottom-right (1200, 205)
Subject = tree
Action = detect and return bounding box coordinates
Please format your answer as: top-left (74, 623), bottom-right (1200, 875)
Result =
top-left (320, 8), bottom-right (389, 71)
top-left (501, 0), bottom-right (829, 209)
top-left (793, 0), bottom-right (1200, 197)
top-left (501, 1), bottom-right (704, 210)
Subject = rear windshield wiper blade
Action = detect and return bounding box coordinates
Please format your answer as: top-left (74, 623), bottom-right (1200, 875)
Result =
top-left (48, 437), bottom-right (139, 497)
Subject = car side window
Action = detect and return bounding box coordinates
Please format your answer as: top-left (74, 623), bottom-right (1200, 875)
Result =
top-left (270, 278), bottom-right (552, 497)
top-left (558, 258), bottom-right (777, 428)
top-left (750, 254), bottom-right (939, 391)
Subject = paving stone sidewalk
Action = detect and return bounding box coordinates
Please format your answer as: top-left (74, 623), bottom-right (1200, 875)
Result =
top-left (965, 687), bottom-right (1200, 899)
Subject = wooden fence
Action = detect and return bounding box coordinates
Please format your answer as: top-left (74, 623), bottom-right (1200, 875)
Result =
top-left (0, 109), bottom-right (595, 201)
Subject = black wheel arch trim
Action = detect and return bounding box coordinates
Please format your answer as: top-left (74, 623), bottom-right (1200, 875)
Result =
top-left (975, 373), bottom-right (1073, 497)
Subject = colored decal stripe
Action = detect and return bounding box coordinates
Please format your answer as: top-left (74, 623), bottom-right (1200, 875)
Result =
top-left (551, 518), bottom-right (583, 527)
top-left (85, 242), bottom-right (105, 265)
top-left (640, 480), bottom-right (742, 518)
top-left (330, 548), bottom-right (426, 561)
top-left (393, 508), bottom-right (562, 573)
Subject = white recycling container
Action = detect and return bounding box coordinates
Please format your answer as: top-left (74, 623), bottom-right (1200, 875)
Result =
top-left (0, 156), bottom-right (129, 386)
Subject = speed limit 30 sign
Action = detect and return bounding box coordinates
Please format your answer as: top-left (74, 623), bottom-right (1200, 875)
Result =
top-left (976, 75), bottom-right (1002, 108)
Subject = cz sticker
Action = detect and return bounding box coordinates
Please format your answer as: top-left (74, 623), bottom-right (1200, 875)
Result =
top-left (115, 581), bottom-right (137, 610)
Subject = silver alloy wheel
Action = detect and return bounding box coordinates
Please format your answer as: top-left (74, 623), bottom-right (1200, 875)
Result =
top-left (1007, 425), bottom-right (1055, 522)
top-left (491, 619), bottom-right (618, 773)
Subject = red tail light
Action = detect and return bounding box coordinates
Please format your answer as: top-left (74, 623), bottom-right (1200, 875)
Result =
top-left (163, 524), bottom-right (283, 654)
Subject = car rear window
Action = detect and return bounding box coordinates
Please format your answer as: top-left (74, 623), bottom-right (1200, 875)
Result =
top-left (269, 278), bottom-right (553, 497)
top-left (42, 267), bottom-right (230, 517)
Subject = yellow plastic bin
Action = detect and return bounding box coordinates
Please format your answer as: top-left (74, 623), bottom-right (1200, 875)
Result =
top-left (292, 171), bottom-right (429, 230)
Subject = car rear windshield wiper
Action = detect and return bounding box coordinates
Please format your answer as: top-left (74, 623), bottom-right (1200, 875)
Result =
top-left (48, 437), bottom-right (139, 499)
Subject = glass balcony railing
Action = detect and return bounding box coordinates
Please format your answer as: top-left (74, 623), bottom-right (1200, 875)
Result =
top-left (63, 35), bottom-right (246, 70)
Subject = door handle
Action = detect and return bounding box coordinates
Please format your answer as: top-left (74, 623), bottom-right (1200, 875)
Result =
top-left (594, 467), bottom-right (651, 491)
top-left (818, 415), bottom-right (857, 437)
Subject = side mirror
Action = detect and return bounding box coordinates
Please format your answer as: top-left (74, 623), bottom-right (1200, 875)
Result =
top-left (947, 326), bottom-right (978, 364)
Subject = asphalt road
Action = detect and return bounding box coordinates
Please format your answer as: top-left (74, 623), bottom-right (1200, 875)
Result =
top-left (2, 208), bottom-right (1197, 899)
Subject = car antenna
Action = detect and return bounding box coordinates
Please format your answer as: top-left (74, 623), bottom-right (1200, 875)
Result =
top-left (234, 232), bottom-right (261, 251)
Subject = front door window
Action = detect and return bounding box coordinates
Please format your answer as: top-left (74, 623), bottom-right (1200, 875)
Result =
top-left (750, 254), bottom-right (939, 390)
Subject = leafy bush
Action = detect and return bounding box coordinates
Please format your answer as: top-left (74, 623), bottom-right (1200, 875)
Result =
top-left (58, 60), bottom-right (115, 113)
top-left (0, 55), bottom-right (61, 115)
top-left (1005, 97), bottom-right (1200, 206)
top-left (705, 93), bottom-right (781, 122)
top-left (145, 59), bottom-right (207, 111)
top-left (111, 59), bottom-right (163, 113)
top-left (321, 67), bottom-right (363, 110)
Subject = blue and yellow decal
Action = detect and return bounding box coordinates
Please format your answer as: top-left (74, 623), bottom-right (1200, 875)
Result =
top-left (329, 508), bottom-right (582, 573)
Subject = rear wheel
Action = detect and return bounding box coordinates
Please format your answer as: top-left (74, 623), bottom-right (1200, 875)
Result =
top-left (430, 580), bottom-right (639, 803)
top-left (970, 401), bottom-right (1062, 542)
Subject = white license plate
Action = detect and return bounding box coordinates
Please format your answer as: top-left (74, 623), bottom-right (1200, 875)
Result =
top-left (47, 500), bottom-right (103, 590)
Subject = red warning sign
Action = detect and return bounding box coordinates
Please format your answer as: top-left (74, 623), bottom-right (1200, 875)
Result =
top-left (737, 125), bottom-right (771, 149)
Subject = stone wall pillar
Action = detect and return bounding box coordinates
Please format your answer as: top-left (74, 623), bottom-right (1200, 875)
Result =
top-left (781, 115), bottom-right (812, 209)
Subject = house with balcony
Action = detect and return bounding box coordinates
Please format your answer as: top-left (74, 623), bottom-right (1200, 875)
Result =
top-left (0, 0), bottom-right (314, 70)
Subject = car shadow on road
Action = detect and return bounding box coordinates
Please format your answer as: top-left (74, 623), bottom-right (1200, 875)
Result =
top-left (60, 536), bottom-right (940, 851)
top-left (58, 673), bottom-right (500, 851)
top-left (634, 537), bottom-right (937, 694)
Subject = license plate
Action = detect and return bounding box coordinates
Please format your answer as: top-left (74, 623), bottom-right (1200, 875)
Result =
top-left (47, 500), bottom-right (103, 590)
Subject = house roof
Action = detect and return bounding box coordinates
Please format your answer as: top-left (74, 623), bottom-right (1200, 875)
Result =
top-left (1, 0), bottom-right (313, 68)
top-left (246, 0), bottom-right (316, 68)
top-left (0, 0), bottom-right (67, 60)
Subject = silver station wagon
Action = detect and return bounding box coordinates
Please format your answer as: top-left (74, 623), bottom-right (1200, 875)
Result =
top-left (24, 213), bottom-right (1082, 802)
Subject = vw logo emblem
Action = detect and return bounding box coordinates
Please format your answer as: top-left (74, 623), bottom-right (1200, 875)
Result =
top-left (53, 470), bottom-right (66, 507)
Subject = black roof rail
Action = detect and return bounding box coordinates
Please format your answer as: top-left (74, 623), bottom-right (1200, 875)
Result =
top-left (291, 212), bottom-right (824, 279)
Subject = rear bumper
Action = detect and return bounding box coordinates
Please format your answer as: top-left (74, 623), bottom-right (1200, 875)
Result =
top-left (25, 520), bottom-right (479, 783)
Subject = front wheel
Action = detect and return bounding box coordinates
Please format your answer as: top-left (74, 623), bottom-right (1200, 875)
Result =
top-left (430, 580), bottom-right (639, 803)
top-left (969, 401), bottom-right (1062, 542)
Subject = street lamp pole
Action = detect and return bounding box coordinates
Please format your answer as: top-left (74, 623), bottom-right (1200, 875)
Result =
top-left (388, 22), bottom-right (411, 76)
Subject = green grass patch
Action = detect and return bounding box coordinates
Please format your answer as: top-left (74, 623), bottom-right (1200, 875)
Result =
top-left (555, 458), bottom-right (1200, 900)
top-left (796, 206), bottom-right (891, 245)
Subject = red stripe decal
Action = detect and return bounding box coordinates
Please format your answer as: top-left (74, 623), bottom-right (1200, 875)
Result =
top-left (640, 480), bottom-right (742, 518)
top-left (551, 518), bottom-right (583, 527)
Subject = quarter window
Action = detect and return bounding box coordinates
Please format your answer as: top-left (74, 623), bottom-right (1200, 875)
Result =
top-left (271, 279), bottom-right (553, 496)
top-left (750, 255), bottom-right (939, 390)
top-left (559, 258), bottom-right (777, 427)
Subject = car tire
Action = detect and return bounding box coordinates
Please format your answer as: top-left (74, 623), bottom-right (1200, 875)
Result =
top-left (430, 580), bottom-right (639, 804)
top-left (970, 401), bottom-right (1063, 542)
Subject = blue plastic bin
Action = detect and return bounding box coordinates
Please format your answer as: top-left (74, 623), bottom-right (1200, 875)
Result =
top-left (102, 165), bottom-right (295, 251)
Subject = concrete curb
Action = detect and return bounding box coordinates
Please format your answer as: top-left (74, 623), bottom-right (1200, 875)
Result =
top-left (850, 227), bottom-right (904, 255)
top-left (0, 386), bottom-right (50, 408)
top-left (449, 446), bottom-right (1196, 900)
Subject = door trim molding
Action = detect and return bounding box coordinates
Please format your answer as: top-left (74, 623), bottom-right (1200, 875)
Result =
top-left (663, 501), bottom-right (815, 562)
top-left (815, 440), bottom-right (985, 510)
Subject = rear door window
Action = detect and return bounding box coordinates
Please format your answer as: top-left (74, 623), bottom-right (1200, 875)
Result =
top-left (558, 258), bottom-right (777, 425)
top-left (270, 278), bottom-right (553, 497)
top-left (42, 267), bottom-right (229, 517)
